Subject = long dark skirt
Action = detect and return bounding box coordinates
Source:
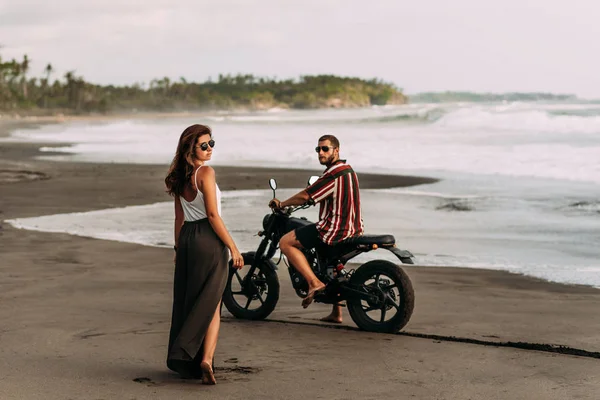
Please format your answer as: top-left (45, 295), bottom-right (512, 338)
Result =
top-left (166, 218), bottom-right (228, 378)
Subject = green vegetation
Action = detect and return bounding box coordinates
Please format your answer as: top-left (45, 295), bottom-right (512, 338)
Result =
top-left (409, 91), bottom-right (577, 103)
top-left (0, 53), bottom-right (406, 115)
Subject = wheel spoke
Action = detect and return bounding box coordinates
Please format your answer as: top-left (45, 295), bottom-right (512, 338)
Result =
top-left (256, 292), bottom-right (265, 305)
top-left (362, 304), bottom-right (379, 312)
top-left (231, 291), bottom-right (245, 295)
top-left (380, 307), bottom-right (387, 322)
top-left (234, 271), bottom-right (244, 286)
top-left (381, 283), bottom-right (397, 291)
top-left (385, 294), bottom-right (400, 310)
top-left (243, 296), bottom-right (253, 309)
top-left (373, 274), bottom-right (381, 288)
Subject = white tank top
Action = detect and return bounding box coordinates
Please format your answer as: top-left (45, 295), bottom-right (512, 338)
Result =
top-left (180, 166), bottom-right (221, 221)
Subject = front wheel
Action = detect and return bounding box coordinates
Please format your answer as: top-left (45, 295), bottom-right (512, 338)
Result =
top-left (347, 260), bottom-right (415, 333)
top-left (222, 252), bottom-right (280, 320)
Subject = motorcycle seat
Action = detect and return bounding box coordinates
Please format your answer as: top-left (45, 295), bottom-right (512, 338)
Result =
top-left (344, 234), bottom-right (395, 247)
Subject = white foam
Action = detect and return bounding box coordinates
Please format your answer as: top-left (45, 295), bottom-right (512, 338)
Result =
top-left (3, 102), bottom-right (600, 183)
top-left (6, 202), bottom-right (173, 247)
top-left (4, 189), bottom-right (282, 251)
top-left (5, 188), bottom-right (600, 288)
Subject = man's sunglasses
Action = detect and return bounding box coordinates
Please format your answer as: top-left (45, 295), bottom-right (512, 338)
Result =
top-left (196, 140), bottom-right (215, 151)
top-left (315, 146), bottom-right (335, 153)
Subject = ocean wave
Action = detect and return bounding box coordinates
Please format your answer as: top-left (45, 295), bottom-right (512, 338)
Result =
top-left (6, 101), bottom-right (600, 184)
top-left (435, 200), bottom-right (475, 212)
top-left (379, 188), bottom-right (483, 200)
top-left (182, 104), bottom-right (455, 124)
top-left (193, 102), bottom-right (600, 132)
top-left (357, 108), bottom-right (447, 123)
top-left (547, 108), bottom-right (600, 117)
top-left (433, 106), bottom-right (600, 133)
top-left (564, 201), bottom-right (600, 215)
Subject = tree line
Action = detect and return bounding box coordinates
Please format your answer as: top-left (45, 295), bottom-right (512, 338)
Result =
top-left (0, 53), bottom-right (407, 114)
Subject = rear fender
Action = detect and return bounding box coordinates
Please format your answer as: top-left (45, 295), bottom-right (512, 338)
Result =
top-left (388, 247), bottom-right (415, 264)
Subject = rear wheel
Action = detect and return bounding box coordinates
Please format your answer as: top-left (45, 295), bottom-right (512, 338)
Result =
top-left (347, 260), bottom-right (414, 333)
top-left (222, 252), bottom-right (280, 320)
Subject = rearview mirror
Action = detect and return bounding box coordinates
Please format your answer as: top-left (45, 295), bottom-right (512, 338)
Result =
top-left (307, 176), bottom-right (319, 186)
top-left (269, 178), bottom-right (277, 198)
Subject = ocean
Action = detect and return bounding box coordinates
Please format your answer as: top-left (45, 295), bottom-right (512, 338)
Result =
top-left (4, 101), bottom-right (600, 287)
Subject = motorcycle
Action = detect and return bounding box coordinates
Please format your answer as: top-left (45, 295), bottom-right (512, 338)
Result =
top-left (223, 177), bottom-right (416, 333)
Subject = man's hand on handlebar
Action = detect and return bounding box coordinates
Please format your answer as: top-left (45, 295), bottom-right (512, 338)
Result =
top-left (269, 198), bottom-right (282, 210)
top-left (269, 195), bottom-right (312, 213)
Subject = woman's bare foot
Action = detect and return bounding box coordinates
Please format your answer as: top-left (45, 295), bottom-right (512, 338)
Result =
top-left (200, 361), bottom-right (216, 385)
top-left (301, 282), bottom-right (326, 308)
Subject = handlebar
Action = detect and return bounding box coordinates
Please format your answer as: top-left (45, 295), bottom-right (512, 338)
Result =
top-left (269, 202), bottom-right (312, 215)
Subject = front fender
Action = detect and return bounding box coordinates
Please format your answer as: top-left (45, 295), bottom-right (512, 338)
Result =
top-left (388, 247), bottom-right (415, 264)
top-left (230, 251), bottom-right (279, 273)
top-left (242, 251), bottom-right (279, 272)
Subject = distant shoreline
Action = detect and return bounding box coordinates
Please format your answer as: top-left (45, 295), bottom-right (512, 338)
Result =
top-left (0, 91), bottom-right (590, 120)
top-left (0, 110), bottom-right (220, 129)
top-left (408, 91), bottom-right (579, 103)
top-left (0, 117), bottom-right (440, 194)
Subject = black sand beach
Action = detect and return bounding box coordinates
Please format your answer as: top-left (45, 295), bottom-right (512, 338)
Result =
top-left (1, 118), bottom-right (599, 399)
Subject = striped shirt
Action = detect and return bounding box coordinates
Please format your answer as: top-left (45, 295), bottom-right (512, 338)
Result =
top-left (305, 160), bottom-right (364, 245)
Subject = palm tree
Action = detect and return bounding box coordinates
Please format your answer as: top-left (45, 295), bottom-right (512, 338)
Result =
top-left (21, 54), bottom-right (30, 98)
top-left (45, 63), bottom-right (53, 83)
top-left (0, 54), bottom-right (5, 87)
top-left (64, 71), bottom-right (76, 107)
top-left (6, 59), bottom-right (21, 99)
top-left (41, 64), bottom-right (53, 109)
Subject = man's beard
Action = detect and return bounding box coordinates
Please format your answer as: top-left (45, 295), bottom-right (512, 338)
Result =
top-left (319, 154), bottom-right (335, 165)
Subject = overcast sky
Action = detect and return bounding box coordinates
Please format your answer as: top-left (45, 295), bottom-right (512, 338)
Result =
top-left (1, 0), bottom-right (599, 97)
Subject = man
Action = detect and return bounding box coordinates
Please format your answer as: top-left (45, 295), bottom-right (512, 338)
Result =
top-left (269, 134), bottom-right (363, 323)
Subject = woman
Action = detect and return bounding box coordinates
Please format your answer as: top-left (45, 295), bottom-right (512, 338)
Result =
top-left (164, 124), bottom-right (244, 385)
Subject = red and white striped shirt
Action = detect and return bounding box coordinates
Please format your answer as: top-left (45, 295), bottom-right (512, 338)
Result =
top-left (305, 160), bottom-right (364, 245)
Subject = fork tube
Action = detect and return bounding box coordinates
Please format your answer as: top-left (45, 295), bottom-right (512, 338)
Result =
top-left (243, 237), bottom-right (269, 285)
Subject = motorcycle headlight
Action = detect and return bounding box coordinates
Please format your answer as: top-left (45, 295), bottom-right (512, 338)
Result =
top-left (262, 214), bottom-right (271, 230)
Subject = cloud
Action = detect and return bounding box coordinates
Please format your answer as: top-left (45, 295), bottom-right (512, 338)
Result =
top-left (1, 0), bottom-right (599, 97)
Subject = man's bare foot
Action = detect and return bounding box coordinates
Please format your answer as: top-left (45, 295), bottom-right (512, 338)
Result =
top-left (301, 283), bottom-right (326, 308)
top-left (200, 361), bottom-right (216, 385)
top-left (320, 313), bottom-right (342, 323)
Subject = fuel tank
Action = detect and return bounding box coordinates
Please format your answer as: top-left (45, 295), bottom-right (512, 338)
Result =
top-left (284, 216), bottom-right (313, 234)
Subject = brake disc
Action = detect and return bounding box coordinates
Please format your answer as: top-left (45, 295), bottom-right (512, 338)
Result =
top-left (248, 273), bottom-right (267, 299)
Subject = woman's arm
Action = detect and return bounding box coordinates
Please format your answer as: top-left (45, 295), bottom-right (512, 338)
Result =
top-left (199, 167), bottom-right (244, 268)
top-left (174, 195), bottom-right (185, 245)
top-left (173, 196), bottom-right (184, 262)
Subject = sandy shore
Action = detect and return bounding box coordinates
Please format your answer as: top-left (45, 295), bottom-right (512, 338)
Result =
top-left (1, 119), bottom-right (599, 399)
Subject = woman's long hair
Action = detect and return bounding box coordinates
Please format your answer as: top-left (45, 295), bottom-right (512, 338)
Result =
top-left (165, 124), bottom-right (212, 197)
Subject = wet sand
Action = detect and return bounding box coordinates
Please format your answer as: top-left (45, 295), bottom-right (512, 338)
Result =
top-left (1, 119), bottom-right (599, 399)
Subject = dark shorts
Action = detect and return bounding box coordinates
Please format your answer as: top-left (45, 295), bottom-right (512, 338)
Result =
top-left (295, 223), bottom-right (325, 250)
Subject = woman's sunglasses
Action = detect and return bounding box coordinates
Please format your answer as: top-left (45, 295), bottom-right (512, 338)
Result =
top-left (315, 145), bottom-right (334, 153)
top-left (196, 139), bottom-right (215, 151)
